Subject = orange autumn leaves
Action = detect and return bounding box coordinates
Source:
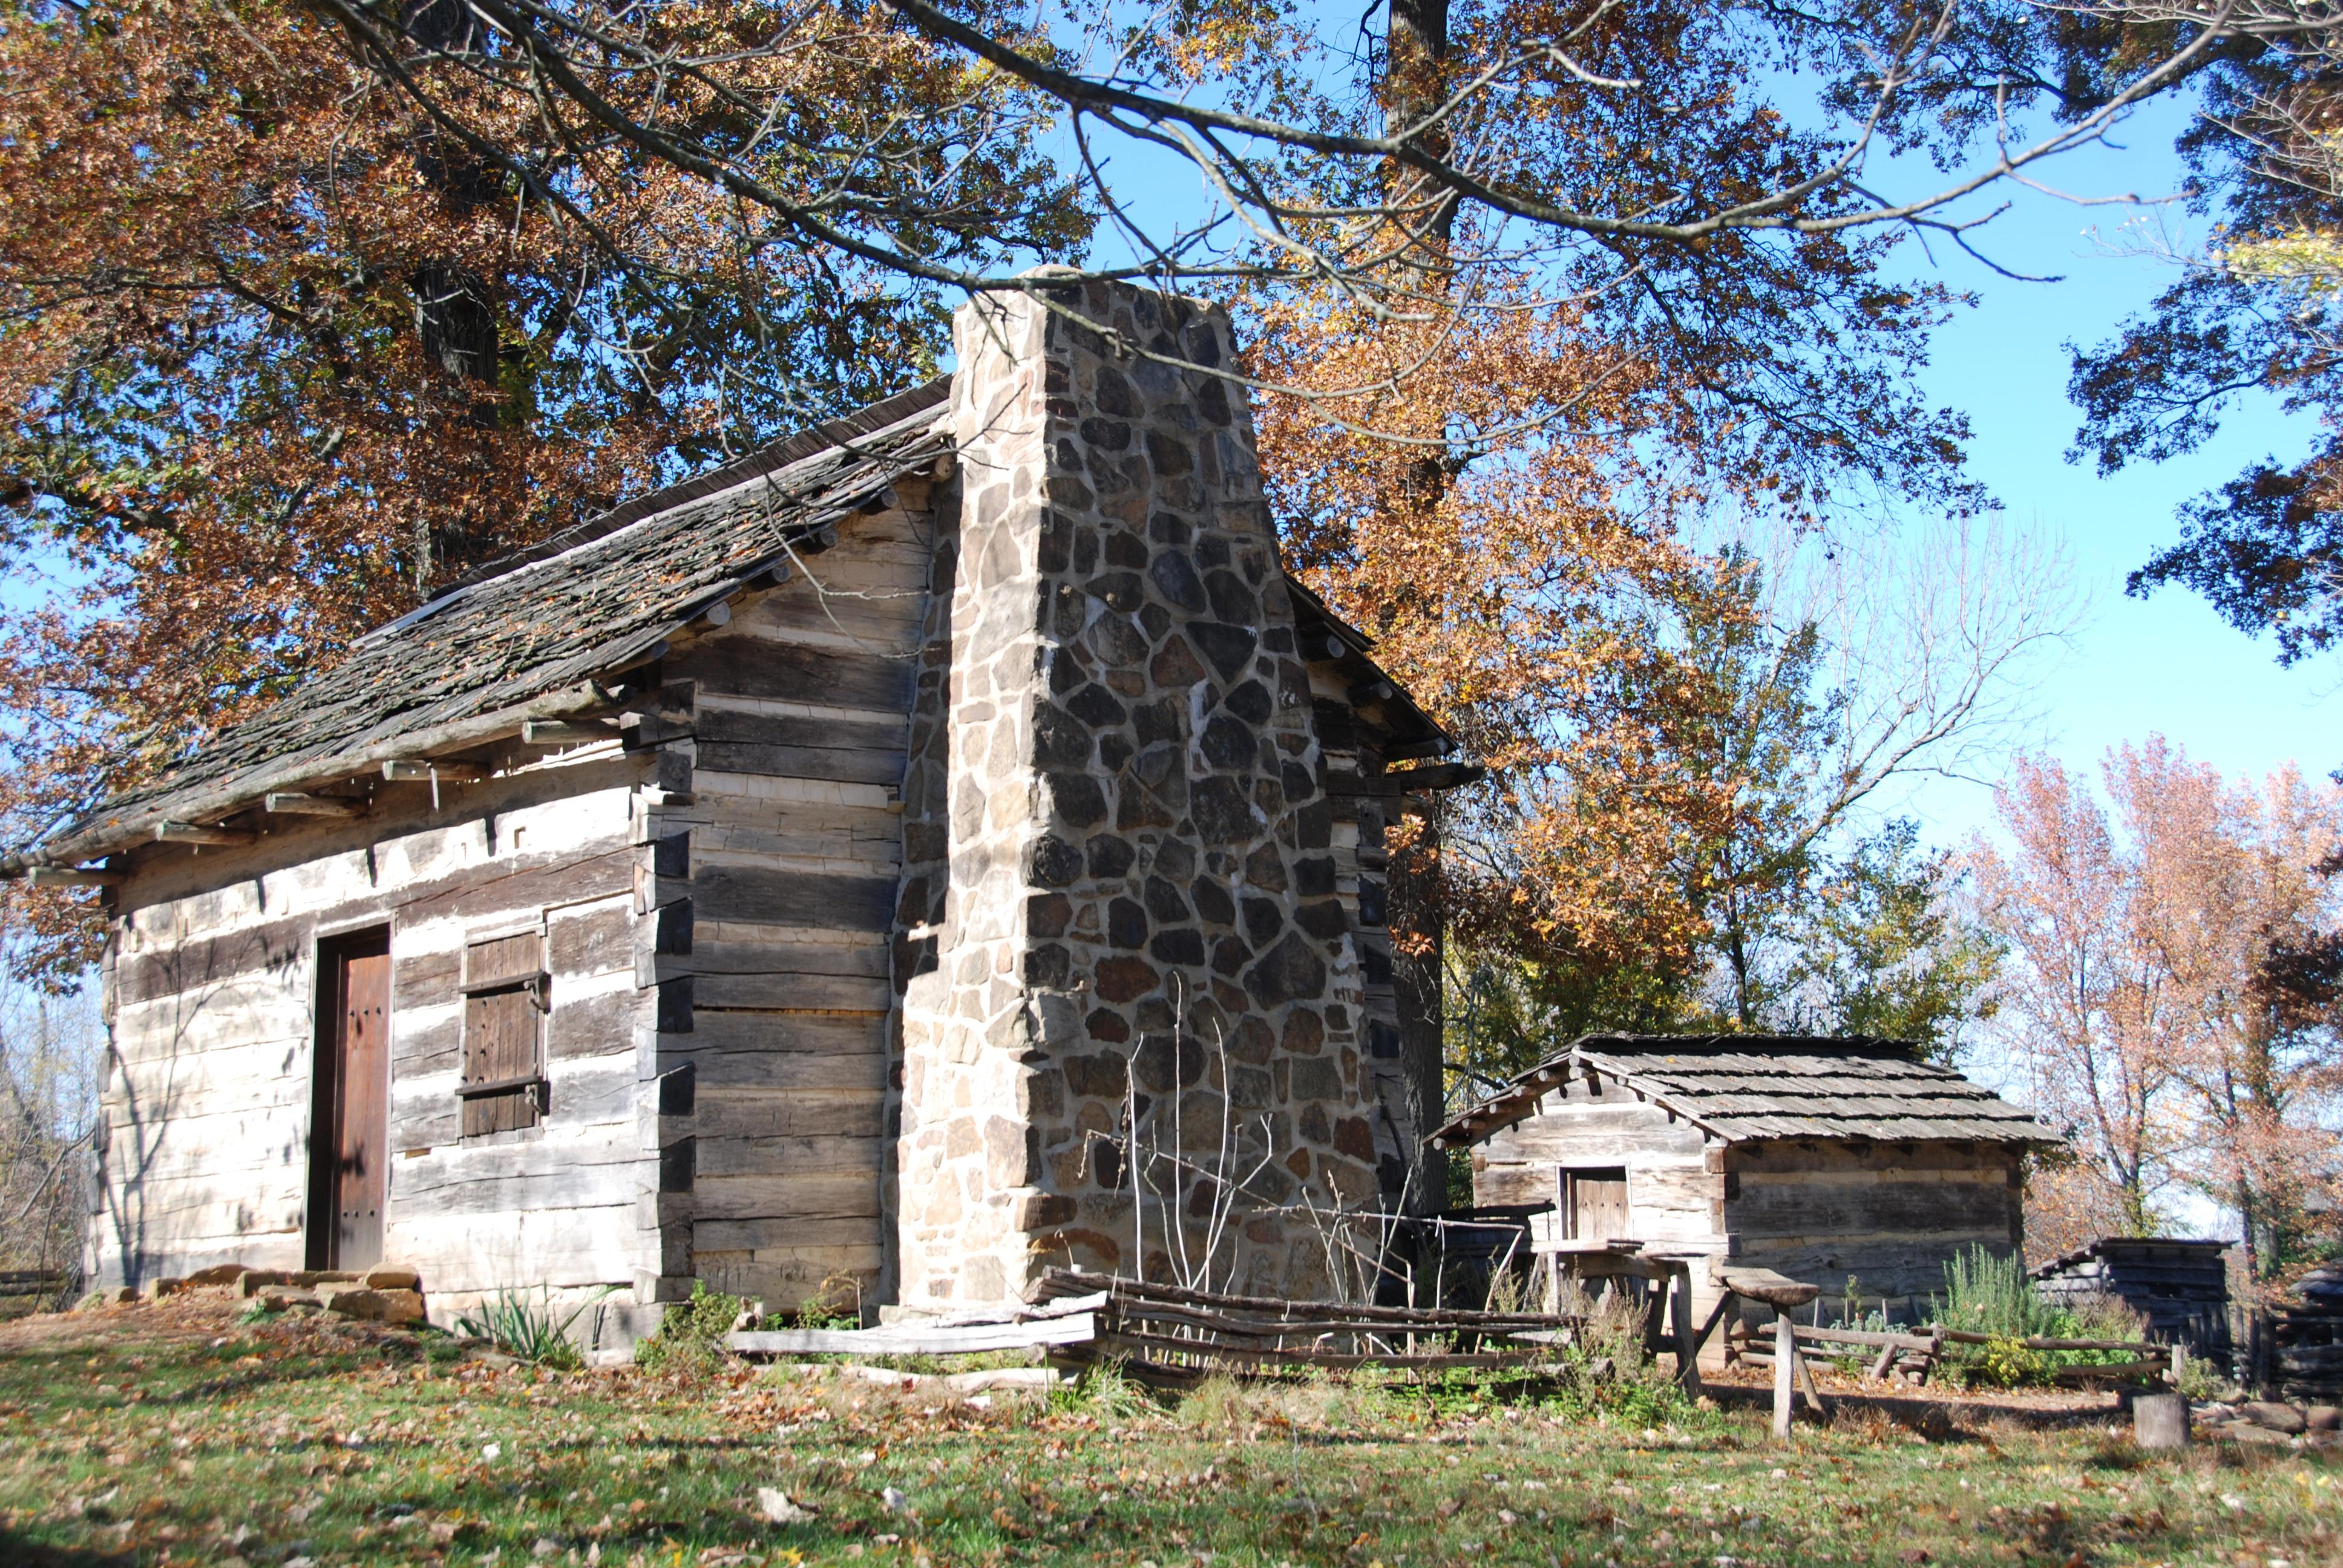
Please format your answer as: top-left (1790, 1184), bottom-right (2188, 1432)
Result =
top-left (0, 0), bottom-right (1073, 978)
top-left (1971, 739), bottom-right (2343, 1280)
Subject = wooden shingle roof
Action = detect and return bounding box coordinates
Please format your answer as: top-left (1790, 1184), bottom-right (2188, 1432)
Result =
top-left (1427, 1033), bottom-right (2059, 1149)
top-left (11, 381), bottom-right (954, 871)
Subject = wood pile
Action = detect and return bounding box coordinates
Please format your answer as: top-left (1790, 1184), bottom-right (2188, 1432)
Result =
top-left (2030, 1237), bottom-right (2231, 1365)
top-left (727, 1269), bottom-right (1592, 1385)
top-left (0, 1269), bottom-right (67, 1319)
top-left (2264, 1266), bottom-right (2343, 1399)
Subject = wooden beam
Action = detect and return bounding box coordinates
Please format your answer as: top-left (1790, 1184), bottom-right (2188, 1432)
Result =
top-left (520, 719), bottom-right (618, 746)
top-left (1348, 678), bottom-right (1395, 704)
top-left (728, 1313), bottom-right (1100, 1357)
top-left (25, 866), bottom-right (121, 888)
top-left (381, 759), bottom-right (486, 783)
top-left (9, 676), bottom-right (621, 873)
top-left (264, 792), bottom-right (364, 818)
top-left (1773, 1315), bottom-right (1795, 1440)
top-left (154, 821), bottom-right (254, 847)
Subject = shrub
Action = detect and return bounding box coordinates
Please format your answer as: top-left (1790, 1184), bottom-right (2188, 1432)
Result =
top-left (634, 1281), bottom-right (744, 1376)
top-left (1934, 1249), bottom-right (2154, 1387)
top-left (1967, 1336), bottom-right (2051, 1388)
top-left (1936, 1246), bottom-right (2061, 1340)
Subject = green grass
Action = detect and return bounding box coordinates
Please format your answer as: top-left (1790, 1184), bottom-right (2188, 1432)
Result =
top-left (0, 1301), bottom-right (2333, 1567)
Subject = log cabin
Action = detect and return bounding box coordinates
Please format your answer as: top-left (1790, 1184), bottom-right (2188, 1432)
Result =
top-left (4, 280), bottom-right (1471, 1341)
top-left (1429, 1034), bottom-right (2059, 1327)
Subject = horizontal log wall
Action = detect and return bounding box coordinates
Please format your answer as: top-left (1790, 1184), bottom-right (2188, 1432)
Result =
top-left (1725, 1138), bottom-right (2026, 1315)
top-left (1471, 1079), bottom-right (1729, 1325)
top-left (644, 500), bottom-right (932, 1312)
top-left (96, 753), bottom-right (657, 1311)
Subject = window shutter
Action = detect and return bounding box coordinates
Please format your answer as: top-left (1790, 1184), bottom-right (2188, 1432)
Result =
top-left (459, 930), bottom-right (545, 1135)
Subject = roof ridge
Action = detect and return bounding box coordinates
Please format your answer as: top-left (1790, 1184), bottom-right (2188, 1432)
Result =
top-left (359, 377), bottom-right (954, 646)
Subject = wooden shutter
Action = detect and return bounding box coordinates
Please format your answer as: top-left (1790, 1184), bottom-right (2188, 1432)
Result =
top-left (459, 930), bottom-right (545, 1136)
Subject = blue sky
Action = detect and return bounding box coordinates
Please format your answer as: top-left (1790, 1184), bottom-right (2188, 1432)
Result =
top-left (1875, 97), bottom-right (2335, 847)
top-left (1057, 42), bottom-right (2333, 851)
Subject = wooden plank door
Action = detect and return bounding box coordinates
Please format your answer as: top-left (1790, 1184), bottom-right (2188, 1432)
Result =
top-left (1565, 1168), bottom-right (1630, 1244)
top-left (309, 930), bottom-right (391, 1271)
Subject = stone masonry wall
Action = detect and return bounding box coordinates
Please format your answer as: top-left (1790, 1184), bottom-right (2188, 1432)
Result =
top-left (892, 280), bottom-right (1383, 1308)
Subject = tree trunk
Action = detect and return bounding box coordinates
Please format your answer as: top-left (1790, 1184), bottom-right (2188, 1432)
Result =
top-left (1389, 799), bottom-right (1449, 1215)
top-left (1377, 0), bottom-right (1457, 1213)
top-left (1384, 0), bottom-right (1457, 256)
top-left (395, 0), bottom-right (511, 586)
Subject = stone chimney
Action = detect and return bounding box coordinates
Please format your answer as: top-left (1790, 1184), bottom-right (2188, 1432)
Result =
top-left (891, 279), bottom-right (1383, 1308)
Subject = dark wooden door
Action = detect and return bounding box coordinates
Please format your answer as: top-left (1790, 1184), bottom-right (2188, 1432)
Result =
top-left (1565, 1168), bottom-right (1630, 1244)
top-left (310, 931), bottom-right (391, 1270)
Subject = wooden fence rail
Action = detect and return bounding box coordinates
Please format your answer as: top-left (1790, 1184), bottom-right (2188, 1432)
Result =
top-left (727, 1270), bottom-right (1594, 1383)
top-left (1730, 1318), bottom-right (2177, 1389)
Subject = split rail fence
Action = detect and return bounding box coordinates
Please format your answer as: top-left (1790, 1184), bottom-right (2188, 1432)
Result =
top-left (729, 1269), bottom-right (1591, 1385)
top-left (1725, 1320), bottom-right (2180, 1388)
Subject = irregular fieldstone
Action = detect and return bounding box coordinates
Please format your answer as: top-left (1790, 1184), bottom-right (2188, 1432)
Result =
top-left (1150, 551), bottom-right (1208, 612)
top-left (1027, 892), bottom-right (1073, 939)
top-left (1240, 897), bottom-right (1283, 948)
top-left (1149, 637), bottom-right (1207, 689)
top-left (1034, 704), bottom-right (1093, 769)
top-left (1222, 678), bottom-right (1273, 726)
top-left (1199, 714), bottom-right (1255, 770)
top-left (1291, 1057), bottom-right (1343, 1102)
top-left (1190, 622), bottom-right (1258, 681)
top-left (1246, 933), bottom-right (1328, 1008)
top-left (1205, 570), bottom-right (1256, 625)
top-left (1190, 877), bottom-right (1235, 927)
top-left (1087, 835), bottom-right (1137, 879)
top-left (1094, 956), bottom-right (1159, 1004)
top-left (1243, 841), bottom-right (1288, 890)
top-left (1144, 875), bottom-right (1191, 923)
top-left (1148, 928), bottom-right (1205, 965)
top-left (323, 1287), bottom-right (426, 1325)
top-left (1295, 900), bottom-right (1348, 939)
top-left (1048, 772), bottom-right (1108, 827)
top-left (183, 1264), bottom-right (251, 1288)
top-left (1065, 684), bottom-right (1128, 728)
top-left (1190, 776), bottom-right (1257, 843)
top-left (359, 1266), bottom-right (422, 1292)
top-left (1066, 1053), bottom-right (1129, 1097)
top-left (1026, 834), bottom-right (1084, 887)
top-left (1090, 570), bottom-right (1144, 611)
top-left (1023, 945), bottom-right (1071, 988)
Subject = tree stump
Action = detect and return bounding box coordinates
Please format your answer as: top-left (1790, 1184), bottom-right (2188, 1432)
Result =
top-left (2134, 1393), bottom-right (2189, 1452)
